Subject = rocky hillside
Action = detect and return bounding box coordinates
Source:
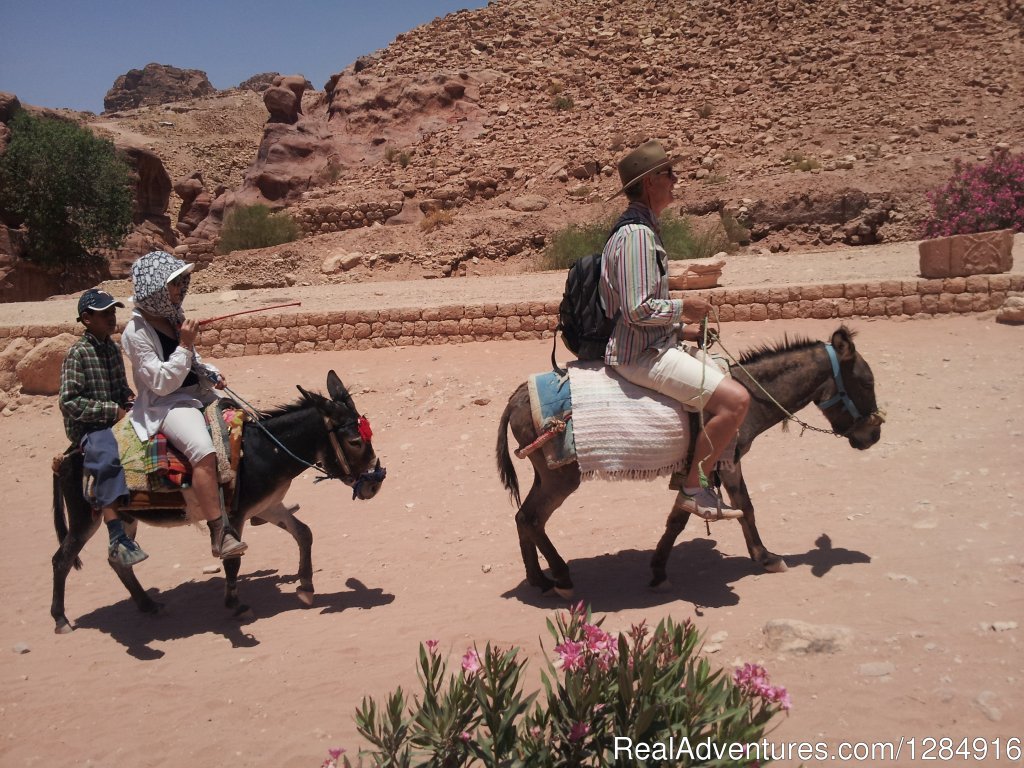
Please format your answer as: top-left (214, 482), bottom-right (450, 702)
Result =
top-left (3, 0), bottom-right (1023, 297)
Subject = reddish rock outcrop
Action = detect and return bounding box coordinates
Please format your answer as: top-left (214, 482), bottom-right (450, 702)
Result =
top-left (104, 63), bottom-right (216, 112)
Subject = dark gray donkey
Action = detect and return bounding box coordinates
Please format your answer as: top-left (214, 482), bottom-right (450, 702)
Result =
top-left (497, 326), bottom-right (884, 597)
top-left (51, 371), bottom-right (385, 634)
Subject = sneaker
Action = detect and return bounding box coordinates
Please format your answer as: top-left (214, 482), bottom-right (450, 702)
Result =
top-left (678, 487), bottom-right (743, 521)
top-left (109, 536), bottom-right (149, 567)
top-left (212, 529), bottom-right (248, 559)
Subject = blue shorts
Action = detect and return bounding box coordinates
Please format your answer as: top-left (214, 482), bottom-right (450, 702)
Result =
top-left (81, 429), bottom-right (129, 509)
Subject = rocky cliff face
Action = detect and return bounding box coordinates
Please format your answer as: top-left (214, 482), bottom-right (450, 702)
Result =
top-left (188, 0), bottom-right (1022, 247)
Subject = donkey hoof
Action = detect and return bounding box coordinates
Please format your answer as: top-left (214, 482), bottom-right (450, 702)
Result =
top-left (54, 621), bottom-right (74, 635)
top-left (552, 585), bottom-right (575, 600)
top-left (763, 557), bottom-right (788, 573)
top-left (296, 588), bottom-right (315, 607)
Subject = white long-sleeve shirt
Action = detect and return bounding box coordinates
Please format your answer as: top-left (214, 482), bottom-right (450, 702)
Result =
top-left (120, 309), bottom-right (219, 441)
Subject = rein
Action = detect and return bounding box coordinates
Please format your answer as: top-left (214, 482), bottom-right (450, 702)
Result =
top-left (222, 384), bottom-right (385, 499)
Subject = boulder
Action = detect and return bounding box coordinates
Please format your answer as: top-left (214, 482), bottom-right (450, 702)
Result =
top-left (0, 337), bottom-right (33, 392)
top-left (996, 296), bottom-right (1024, 325)
top-left (919, 228), bottom-right (1015, 278)
top-left (0, 91), bottom-right (21, 123)
top-left (762, 618), bottom-right (853, 654)
top-left (15, 333), bottom-right (77, 395)
top-left (668, 255), bottom-right (726, 290)
top-left (174, 173), bottom-right (210, 237)
top-left (507, 195), bottom-right (549, 212)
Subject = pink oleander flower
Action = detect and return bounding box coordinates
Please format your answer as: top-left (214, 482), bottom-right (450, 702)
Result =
top-left (734, 663), bottom-right (791, 711)
top-left (568, 721), bottom-right (590, 742)
top-left (461, 647), bottom-right (481, 673)
top-left (554, 639), bottom-right (586, 671)
top-left (460, 731), bottom-right (472, 742)
top-left (425, 639), bottom-right (439, 654)
top-left (582, 623), bottom-right (618, 669)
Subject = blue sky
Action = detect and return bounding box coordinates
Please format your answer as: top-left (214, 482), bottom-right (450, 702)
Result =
top-left (0, 0), bottom-right (489, 113)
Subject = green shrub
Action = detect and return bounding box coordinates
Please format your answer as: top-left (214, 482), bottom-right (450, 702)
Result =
top-left (0, 110), bottom-right (133, 271)
top-left (384, 147), bottom-right (412, 168)
top-left (552, 95), bottom-right (575, 111)
top-left (922, 149), bottom-right (1024, 237)
top-left (782, 151), bottom-right (820, 172)
top-left (541, 214), bottom-right (732, 270)
top-left (216, 204), bottom-right (299, 254)
top-left (420, 209), bottom-right (455, 233)
top-left (324, 605), bottom-right (789, 767)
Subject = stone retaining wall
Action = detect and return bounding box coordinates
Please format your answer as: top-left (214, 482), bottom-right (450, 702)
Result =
top-left (2, 274), bottom-right (1020, 358)
top-left (293, 199), bottom-right (405, 235)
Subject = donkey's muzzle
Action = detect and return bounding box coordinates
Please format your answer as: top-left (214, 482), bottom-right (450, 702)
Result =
top-left (352, 459), bottom-right (386, 500)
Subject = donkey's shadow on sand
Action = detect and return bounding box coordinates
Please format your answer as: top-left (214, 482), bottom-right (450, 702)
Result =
top-left (72, 570), bottom-right (394, 659)
top-left (502, 534), bottom-right (870, 613)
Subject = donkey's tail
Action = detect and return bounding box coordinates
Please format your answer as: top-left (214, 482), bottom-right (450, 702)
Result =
top-left (496, 394), bottom-right (522, 508)
top-left (52, 455), bottom-right (83, 570)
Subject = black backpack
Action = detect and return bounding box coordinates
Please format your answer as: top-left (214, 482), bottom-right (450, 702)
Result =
top-left (551, 216), bottom-right (657, 371)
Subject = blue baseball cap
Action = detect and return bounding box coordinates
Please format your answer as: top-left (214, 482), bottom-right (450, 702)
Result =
top-left (77, 288), bottom-right (125, 321)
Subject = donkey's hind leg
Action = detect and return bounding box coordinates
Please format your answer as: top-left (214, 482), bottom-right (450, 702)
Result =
top-left (51, 495), bottom-right (102, 635)
top-left (105, 518), bottom-right (164, 615)
top-left (516, 461), bottom-right (580, 598)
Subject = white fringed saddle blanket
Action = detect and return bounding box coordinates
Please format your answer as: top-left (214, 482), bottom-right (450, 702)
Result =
top-left (567, 362), bottom-right (691, 480)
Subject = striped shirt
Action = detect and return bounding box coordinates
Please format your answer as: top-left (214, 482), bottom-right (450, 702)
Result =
top-left (59, 332), bottom-right (134, 443)
top-left (599, 203), bottom-right (685, 365)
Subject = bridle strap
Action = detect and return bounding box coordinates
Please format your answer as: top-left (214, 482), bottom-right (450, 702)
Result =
top-left (817, 343), bottom-right (862, 421)
top-left (323, 415), bottom-right (355, 480)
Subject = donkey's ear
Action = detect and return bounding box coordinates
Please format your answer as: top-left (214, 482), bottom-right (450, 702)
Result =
top-left (297, 384), bottom-right (312, 401)
top-left (831, 326), bottom-right (857, 362)
top-left (326, 370), bottom-right (348, 402)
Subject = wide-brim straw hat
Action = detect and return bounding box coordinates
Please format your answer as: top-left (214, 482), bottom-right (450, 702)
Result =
top-left (606, 140), bottom-right (676, 201)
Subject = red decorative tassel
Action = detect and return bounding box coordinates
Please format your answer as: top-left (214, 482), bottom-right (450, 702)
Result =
top-left (358, 416), bottom-right (373, 442)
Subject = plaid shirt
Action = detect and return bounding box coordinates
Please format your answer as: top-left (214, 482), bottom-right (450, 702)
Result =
top-left (599, 203), bottom-right (685, 365)
top-left (59, 332), bottom-right (134, 444)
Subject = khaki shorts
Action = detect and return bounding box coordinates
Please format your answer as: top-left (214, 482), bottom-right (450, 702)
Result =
top-left (614, 342), bottom-right (726, 411)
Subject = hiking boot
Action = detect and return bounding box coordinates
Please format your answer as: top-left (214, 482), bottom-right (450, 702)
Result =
top-left (212, 529), bottom-right (247, 559)
top-left (109, 536), bottom-right (149, 567)
top-left (678, 487), bottom-right (743, 521)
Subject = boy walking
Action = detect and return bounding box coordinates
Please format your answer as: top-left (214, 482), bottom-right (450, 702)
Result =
top-left (59, 289), bottom-right (147, 566)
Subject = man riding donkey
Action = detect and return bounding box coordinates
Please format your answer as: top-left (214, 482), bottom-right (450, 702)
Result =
top-left (599, 140), bottom-right (749, 521)
top-left (59, 289), bottom-right (147, 567)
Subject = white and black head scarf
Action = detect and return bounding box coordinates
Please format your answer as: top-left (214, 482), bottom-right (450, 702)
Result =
top-left (130, 250), bottom-right (193, 325)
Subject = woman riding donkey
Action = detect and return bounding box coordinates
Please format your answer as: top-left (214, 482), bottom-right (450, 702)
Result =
top-left (121, 250), bottom-right (246, 559)
top-left (600, 140), bottom-right (749, 521)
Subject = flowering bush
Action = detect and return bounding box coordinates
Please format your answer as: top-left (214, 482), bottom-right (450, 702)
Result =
top-left (922, 149), bottom-right (1024, 238)
top-left (323, 604), bottom-right (789, 766)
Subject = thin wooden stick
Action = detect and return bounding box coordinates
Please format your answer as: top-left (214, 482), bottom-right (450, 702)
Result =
top-left (197, 302), bottom-right (302, 326)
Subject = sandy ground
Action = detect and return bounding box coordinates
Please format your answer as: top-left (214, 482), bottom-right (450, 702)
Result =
top-left (1, 314), bottom-right (1022, 767)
